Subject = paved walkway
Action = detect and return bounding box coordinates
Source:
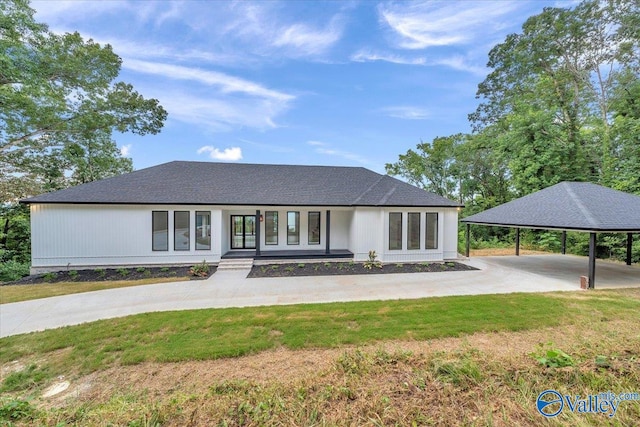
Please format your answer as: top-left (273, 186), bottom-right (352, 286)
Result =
top-left (1, 255), bottom-right (638, 338)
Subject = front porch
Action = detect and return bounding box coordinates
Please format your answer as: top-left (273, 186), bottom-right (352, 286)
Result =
top-left (222, 249), bottom-right (353, 260)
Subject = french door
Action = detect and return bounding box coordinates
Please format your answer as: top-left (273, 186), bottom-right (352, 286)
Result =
top-left (231, 215), bottom-right (256, 249)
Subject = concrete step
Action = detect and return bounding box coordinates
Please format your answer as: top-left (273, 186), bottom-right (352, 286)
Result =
top-left (217, 258), bottom-right (254, 271)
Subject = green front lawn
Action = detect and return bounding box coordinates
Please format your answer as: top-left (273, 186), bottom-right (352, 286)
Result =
top-left (2, 288), bottom-right (638, 375)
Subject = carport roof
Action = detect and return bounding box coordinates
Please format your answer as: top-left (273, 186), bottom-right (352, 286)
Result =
top-left (461, 182), bottom-right (640, 232)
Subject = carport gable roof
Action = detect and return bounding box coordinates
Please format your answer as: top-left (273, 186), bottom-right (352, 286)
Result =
top-left (20, 161), bottom-right (461, 208)
top-left (461, 182), bottom-right (640, 232)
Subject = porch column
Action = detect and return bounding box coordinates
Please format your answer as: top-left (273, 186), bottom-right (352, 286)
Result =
top-left (561, 231), bottom-right (567, 255)
top-left (627, 233), bottom-right (633, 266)
top-left (588, 232), bottom-right (596, 289)
top-left (325, 210), bottom-right (331, 254)
top-left (515, 228), bottom-right (520, 256)
top-left (465, 223), bottom-right (470, 257)
top-left (255, 209), bottom-right (261, 257)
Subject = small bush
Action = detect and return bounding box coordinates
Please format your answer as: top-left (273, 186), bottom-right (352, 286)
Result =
top-left (42, 272), bottom-right (57, 282)
top-left (160, 267), bottom-right (170, 272)
top-left (116, 268), bottom-right (129, 277)
top-left (95, 268), bottom-right (106, 278)
top-left (189, 260), bottom-right (210, 277)
top-left (136, 267), bottom-right (147, 273)
top-left (0, 260), bottom-right (30, 282)
top-left (363, 250), bottom-right (382, 270)
top-left (68, 270), bottom-right (79, 279)
top-left (297, 263), bottom-right (305, 268)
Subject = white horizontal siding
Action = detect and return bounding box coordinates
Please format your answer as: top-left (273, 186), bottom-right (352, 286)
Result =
top-left (30, 204), bottom-right (221, 270)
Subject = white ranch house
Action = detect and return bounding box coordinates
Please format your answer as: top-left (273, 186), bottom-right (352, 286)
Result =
top-left (21, 161), bottom-right (461, 273)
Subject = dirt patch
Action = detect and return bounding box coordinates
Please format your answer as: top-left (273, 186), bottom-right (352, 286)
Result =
top-left (248, 261), bottom-right (477, 278)
top-left (3, 265), bottom-right (214, 286)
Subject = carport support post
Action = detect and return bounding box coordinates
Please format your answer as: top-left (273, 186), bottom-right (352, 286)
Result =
top-left (561, 231), bottom-right (567, 255)
top-left (465, 223), bottom-right (470, 257)
top-left (588, 232), bottom-right (596, 289)
top-left (627, 233), bottom-right (633, 266)
top-left (515, 228), bottom-right (520, 256)
top-left (255, 210), bottom-right (261, 257)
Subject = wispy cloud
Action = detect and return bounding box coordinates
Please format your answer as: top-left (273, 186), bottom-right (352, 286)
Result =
top-left (378, 1), bottom-right (521, 49)
top-left (197, 146), bottom-right (243, 161)
top-left (350, 50), bottom-right (426, 65)
top-left (120, 144), bottom-right (132, 156)
top-left (273, 17), bottom-right (343, 56)
top-left (123, 59), bottom-right (294, 102)
top-left (381, 106), bottom-right (430, 120)
top-left (306, 141), bottom-right (371, 165)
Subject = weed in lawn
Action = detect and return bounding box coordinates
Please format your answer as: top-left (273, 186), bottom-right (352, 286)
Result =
top-left (116, 268), bottom-right (129, 277)
top-left (595, 355), bottom-right (611, 368)
top-left (0, 398), bottom-right (36, 423)
top-left (337, 349), bottom-right (373, 375)
top-left (430, 350), bottom-right (483, 389)
top-left (136, 267), bottom-right (147, 274)
top-left (0, 364), bottom-right (50, 392)
top-left (42, 272), bottom-right (57, 282)
top-left (530, 342), bottom-right (575, 368)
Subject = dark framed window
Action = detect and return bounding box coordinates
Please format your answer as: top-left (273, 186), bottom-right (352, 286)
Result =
top-left (389, 212), bottom-right (402, 250)
top-left (408, 212), bottom-right (420, 250)
top-left (426, 213), bottom-right (438, 249)
top-left (152, 211), bottom-right (168, 251)
top-left (174, 211), bottom-right (190, 251)
top-left (287, 211), bottom-right (300, 245)
top-left (308, 212), bottom-right (321, 245)
top-left (196, 211), bottom-right (211, 250)
top-left (265, 211), bottom-right (278, 245)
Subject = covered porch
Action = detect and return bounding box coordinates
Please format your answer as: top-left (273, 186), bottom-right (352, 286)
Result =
top-left (222, 249), bottom-right (353, 260)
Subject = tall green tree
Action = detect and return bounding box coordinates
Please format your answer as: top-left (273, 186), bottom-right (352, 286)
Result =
top-left (471, 0), bottom-right (640, 193)
top-left (1, 0), bottom-right (166, 202)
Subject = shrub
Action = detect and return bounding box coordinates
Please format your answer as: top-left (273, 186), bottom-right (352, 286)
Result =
top-left (116, 268), bottom-right (129, 277)
top-left (363, 250), bottom-right (382, 270)
top-left (95, 268), bottom-right (106, 278)
top-left (0, 260), bottom-right (30, 282)
top-left (136, 267), bottom-right (147, 273)
top-left (189, 260), bottom-right (210, 277)
top-left (42, 272), bottom-right (57, 282)
top-left (68, 270), bottom-right (79, 279)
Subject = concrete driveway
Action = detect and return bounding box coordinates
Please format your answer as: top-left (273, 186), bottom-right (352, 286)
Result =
top-left (1, 255), bottom-right (638, 338)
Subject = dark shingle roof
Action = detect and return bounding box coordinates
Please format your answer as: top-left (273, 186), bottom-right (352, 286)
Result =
top-left (21, 161), bottom-right (460, 207)
top-left (462, 182), bottom-right (640, 232)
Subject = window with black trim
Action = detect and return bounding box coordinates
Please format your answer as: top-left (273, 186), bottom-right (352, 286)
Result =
top-left (426, 212), bottom-right (438, 249)
top-left (408, 212), bottom-right (420, 250)
top-left (287, 211), bottom-right (300, 245)
top-left (174, 211), bottom-right (190, 251)
top-left (389, 212), bottom-right (402, 250)
top-left (196, 211), bottom-right (211, 250)
top-left (265, 211), bottom-right (278, 245)
top-left (152, 211), bottom-right (168, 251)
top-left (308, 212), bottom-right (320, 245)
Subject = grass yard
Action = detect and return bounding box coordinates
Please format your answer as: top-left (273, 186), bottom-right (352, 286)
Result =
top-left (1, 288), bottom-right (639, 425)
top-left (0, 277), bottom-right (188, 304)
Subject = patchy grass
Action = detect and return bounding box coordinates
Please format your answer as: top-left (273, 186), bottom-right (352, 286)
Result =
top-left (0, 277), bottom-right (188, 304)
top-left (1, 289), bottom-right (640, 425)
top-left (1, 289), bottom-right (639, 376)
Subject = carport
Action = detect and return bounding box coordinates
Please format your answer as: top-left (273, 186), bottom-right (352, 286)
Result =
top-left (461, 182), bottom-right (640, 289)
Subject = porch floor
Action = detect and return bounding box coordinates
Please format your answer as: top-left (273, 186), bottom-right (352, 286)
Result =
top-left (222, 249), bottom-right (353, 260)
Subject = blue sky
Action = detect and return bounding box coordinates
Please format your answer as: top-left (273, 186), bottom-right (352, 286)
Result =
top-left (32, 0), bottom-right (574, 173)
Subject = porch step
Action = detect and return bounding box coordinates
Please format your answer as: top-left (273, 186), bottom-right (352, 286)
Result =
top-left (217, 258), bottom-right (254, 271)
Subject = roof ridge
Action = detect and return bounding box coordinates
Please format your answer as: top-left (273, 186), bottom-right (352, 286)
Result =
top-left (351, 174), bottom-right (386, 205)
top-left (562, 182), bottom-right (600, 228)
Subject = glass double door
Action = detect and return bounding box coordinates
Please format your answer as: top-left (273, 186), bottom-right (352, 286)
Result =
top-left (231, 215), bottom-right (256, 249)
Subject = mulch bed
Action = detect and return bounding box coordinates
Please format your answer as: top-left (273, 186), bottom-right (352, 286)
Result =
top-left (4, 265), bottom-right (214, 286)
top-left (248, 261), bottom-right (477, 278)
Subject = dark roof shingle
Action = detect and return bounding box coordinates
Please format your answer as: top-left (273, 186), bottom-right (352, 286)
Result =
top-left (21, 161), bottom-right (460, 207)
top-left (461, 182), bottom-right (640, 232)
